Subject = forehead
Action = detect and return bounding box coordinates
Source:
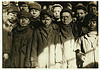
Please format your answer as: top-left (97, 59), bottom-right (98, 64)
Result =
top-left (53, 7), bottom-right (62, 11)
top-left (31, 8), bottom-right (39, 11)
top-left (42, 14), bottom-right (51, 19)
top-left (21, 4), bottom-right (28, 7)
top-left (77, 9), bottom-right (85, 13)
top-left (8, 12), bottom-right (18, 15)
top-left (62, 12), bottom-right (71, 16)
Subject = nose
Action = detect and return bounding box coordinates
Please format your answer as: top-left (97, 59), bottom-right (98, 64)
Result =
top-left (32, 10), bottom-right (36, 14)
top-left (56, 12), bottom-right (59, 15)
top-left (11, 17), bottom-right (14, 20)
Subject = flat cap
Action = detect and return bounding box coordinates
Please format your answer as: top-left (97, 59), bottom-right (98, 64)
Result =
top-left (75, 3), bottom-right (87, 12)
top-left (19, 11), bottom-right (32, 19)
top-left (40, 9), bottom-right (53, 18)
top-left (18, 1), bottom-right (29, 7)
top-left (52, 4), bottom-right (63, 11)
top-left (61, 8), bottom-right (72, 16)
top-left (29, 2), bottom-right (41, 11)
top-left (8, 6), bottom-right (19, 13)
top-left (89, 1), bottom-right (97, 7)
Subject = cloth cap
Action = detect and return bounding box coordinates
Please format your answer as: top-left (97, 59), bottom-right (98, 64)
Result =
top-left (29, 2), bottom-right (41, 11)
top-left (52, 4), bottom-right (63, 11)
top-left (40, 9), bottom-right (53, 18)
top-left (8, 6), bottom-right (19, 13)
top-left (75, 3), bottom-right (87, 12)
top-left (18, 2), bottom-right (29, 7)
top-left (19, 11), bottom-right (32, 19)
top-left (89, 1), bottom-right (97, 7)
top-left (61, 8), bottom-right (72, 17)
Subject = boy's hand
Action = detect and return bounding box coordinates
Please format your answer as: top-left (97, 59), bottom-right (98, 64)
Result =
top-left (31, 61), bottom-right (38, 68)
top-left (76, 52), bottom-right (86, 62)
top-left (3, 53), bottom-right (9, 60)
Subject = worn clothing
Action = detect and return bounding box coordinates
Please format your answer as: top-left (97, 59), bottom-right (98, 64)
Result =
top-left (75, 31), bottom-right (99, 68)
top-left (30, 16), bottom-right (42, 29)
top-left (31, 24), bottom-right (54, 68)
top-left (3, 20), bottom-right (17, 68)
top-left (57, 23), bottom-right (77, 68)
top-left (11, 25), bottom-right (33, 68)
top-left (73, 20), bottom-right (89, 40)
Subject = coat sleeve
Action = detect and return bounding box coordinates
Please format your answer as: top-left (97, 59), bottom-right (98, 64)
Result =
top-left (3, 26), bottom-right (12, 55)
top-left (30, 30), bottom-right (38, 67)
top-left (24, 31), bottom-right (33, 67)
top-left (74, 38), bottom-right (82, 52)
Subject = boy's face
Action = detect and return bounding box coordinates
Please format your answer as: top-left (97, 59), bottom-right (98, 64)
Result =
top-left (61, 12), bottom-right (72, 24)
top-left (8, 12), bottom-right (18, 23)
top-left (20, 17), bottom-right (30, 27)
top-left (42, 14), bottom-right (52, 27)
top-left (53, 7), bottom-right (62, 19)
top-left (88, 20), bottom-right (97, 30)
top-left (76, 9), bottom-right (86, 21)
top-left (30, 9), bottom-right (40, 18)
top-left (90, 6), bottom-right (97, 14)
top-left (20, 4), bottom-right (29, 12)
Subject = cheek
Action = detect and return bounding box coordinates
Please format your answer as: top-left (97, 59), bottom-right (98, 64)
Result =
top-left (53, 13), bottom-right (56, 16)
top-left (42, 20), bottom-right (45, 24)
top-left (30, 11), bottom-right (33, 14)
top-left (48, 20), bottom-right (52, 24)
top-left (20, 20), bottom-right (22, 23)
top-left (62, 18), bottom-right (64, 22)
top-left (36, 12), bottom-right (40, 16)
top-left (13, 16), bottom-right (17, 19)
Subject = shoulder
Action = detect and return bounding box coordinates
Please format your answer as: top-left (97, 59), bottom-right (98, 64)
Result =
top-left (51, 23), bottom-right (60, 30)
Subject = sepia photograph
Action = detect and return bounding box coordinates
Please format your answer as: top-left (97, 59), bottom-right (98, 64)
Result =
top-left (2, 0), bottom-right (99, 69)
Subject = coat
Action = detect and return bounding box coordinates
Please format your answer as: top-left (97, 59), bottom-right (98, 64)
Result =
top-left (31, 24), bottom-right (56, 68)
top-left (3, 20), bottom-right (17, 68)
top-left (75, 31), bottom-right (98, 68)
top-left (55, 23), bottom-right (77, 68)
top-left (11, 25), bottom-right (33, 68)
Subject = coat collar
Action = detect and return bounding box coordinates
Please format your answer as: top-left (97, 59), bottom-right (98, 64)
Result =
top-left (16, 25), bottom-right (30, 34)
top-left (39, 25), bottom-right (52, 38)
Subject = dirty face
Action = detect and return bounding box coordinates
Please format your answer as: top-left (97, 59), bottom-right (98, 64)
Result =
top-left (20, 17), bottom-right (30, 27)
top-left (61, 12), bottom-right (72, 24)
top-left (88, 20), bottom-right (97, 30)
top-left (30, 8), bottom-right (40, 18)
top-left (20, 4), bottom-right (29, 12)
top-left (42, 14), bottom-right (52, 27)
top-left (8, 12), bottom-right (18, 23)
top-left (76, 9), bottom-right (86, 21)
top-left (53, 7), bottom-right (62, 19)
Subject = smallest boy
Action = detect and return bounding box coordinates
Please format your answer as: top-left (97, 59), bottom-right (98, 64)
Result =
top-left (11, 11), bottom-right (33, 68)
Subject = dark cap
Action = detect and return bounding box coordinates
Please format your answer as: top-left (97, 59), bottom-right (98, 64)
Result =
top-left (8, 6), bottom-right (19, 13)
top-left (29, 2), bottom-right (41, 11)
top-left (40, 9), bottom-right (53, 18)
top-left (60, 8), bottom-right (72, 16)
top-left (75, 3), bottom-right (87, 12)
top-left (18, 2), bottom-right (29, 7)
top-left (19, 11), bottom-right (32, 19)
top-left (89, 1), bottom-right (97, 7)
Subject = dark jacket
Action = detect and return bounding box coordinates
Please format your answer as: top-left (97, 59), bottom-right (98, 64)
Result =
top-left (11, 25), bottom-right (33, 68)
top-left (31, 24), bottom-right (55, 67)
top-left (30, 16), bottom-right (42, 30)
top-left (3, 21), bottom-right (13, 68)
